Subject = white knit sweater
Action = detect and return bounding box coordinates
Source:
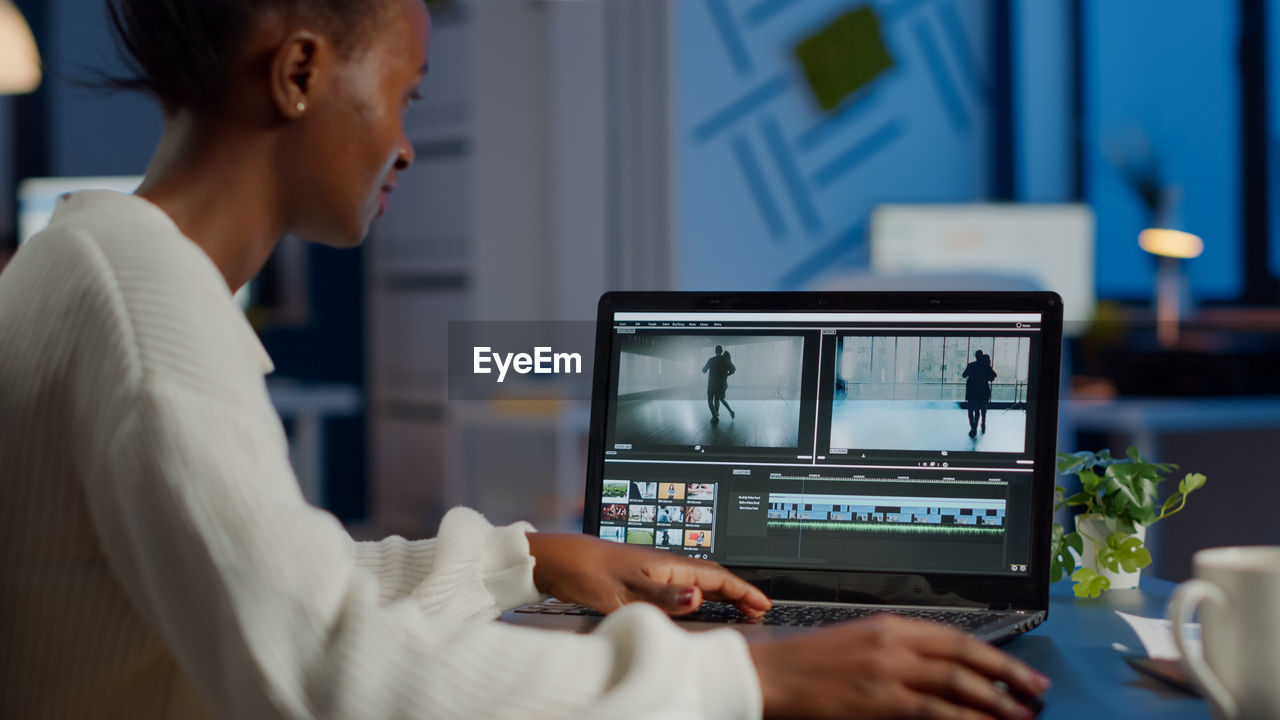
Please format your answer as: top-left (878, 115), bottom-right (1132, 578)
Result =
top-left (0, 191), bottom-right (761, 720)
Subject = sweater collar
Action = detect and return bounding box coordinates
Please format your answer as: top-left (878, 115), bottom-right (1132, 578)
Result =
top-left (53, 190), bottom-right (276, 376)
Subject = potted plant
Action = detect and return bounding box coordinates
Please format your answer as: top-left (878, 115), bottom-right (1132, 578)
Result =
top-left (1050, 446), bottom-right (1206, 598)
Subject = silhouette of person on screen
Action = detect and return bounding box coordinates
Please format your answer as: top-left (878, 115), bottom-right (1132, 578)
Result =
top-left (715, 351), bottom-right (736, 420)
top-left (701, 345), bottom-right (736, 422)
top-left (963, 350), bottom-right (997, 438)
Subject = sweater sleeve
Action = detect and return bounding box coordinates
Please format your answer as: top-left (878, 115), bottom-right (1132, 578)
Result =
top-left (349, 509), bottom-right (545, 614)
top-left (81, 378), bottom-right (762, 720)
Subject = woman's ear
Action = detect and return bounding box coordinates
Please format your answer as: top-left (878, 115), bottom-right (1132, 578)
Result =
top-left (270, 30), bottom-right (329, 119)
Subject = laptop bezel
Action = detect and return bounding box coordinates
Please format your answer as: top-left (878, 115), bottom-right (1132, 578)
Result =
top-left (584, 291), bottom-right (1063, 615)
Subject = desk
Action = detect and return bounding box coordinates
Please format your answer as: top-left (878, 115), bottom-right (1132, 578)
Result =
top-left (1010, 577), bottom-right (1207, 719)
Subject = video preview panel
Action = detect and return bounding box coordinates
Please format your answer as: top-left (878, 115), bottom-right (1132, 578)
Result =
top-left (610, 334), bottom-right (806, 450)
top-left (827, 335), bottom-right (1032, 454)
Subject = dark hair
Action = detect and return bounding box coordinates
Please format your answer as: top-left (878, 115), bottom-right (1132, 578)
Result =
top-left (102, 0), bottom-right (387, 113)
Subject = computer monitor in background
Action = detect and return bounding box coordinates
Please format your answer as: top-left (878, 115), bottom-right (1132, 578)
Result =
top-left (17, 176), bottom-right (144, 245)
top-left (869, 204), bottom-right (1095, 334)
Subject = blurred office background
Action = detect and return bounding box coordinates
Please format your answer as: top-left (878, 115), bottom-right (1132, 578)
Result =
top-left (2, 0), bottom-right (1278, 581)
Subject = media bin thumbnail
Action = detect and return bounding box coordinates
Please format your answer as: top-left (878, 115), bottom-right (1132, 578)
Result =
top-left (829, 335), bottom-right (1031, 453)
top-left (601, 503), bottom-right (628, 523)
top-left (657, 529), bottom-right (684, 547)
top-left (656, 505), bottom-right (684, 523)
top-left (687, 483), bottom-right (715, 501)
top-left (659, 482), bottom-right (685, 500)
top-left (683, 529), bottom-right (712, 548)
top-left (628, 505), bottom-right (656, 524)
top-left (630, 482), bottom-right (657, 502)
top-left (627, 528), bottom-right (655, 545)
top-left (612, 334), bottom-right (804, 448)
top-left (684, 506), bottom-right (713, 525)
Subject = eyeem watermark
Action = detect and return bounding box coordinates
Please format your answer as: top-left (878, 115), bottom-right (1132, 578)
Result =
top-left (473, 346), bottom-right (582, 383)
top-left (448, 321), bottom-right (595, 400)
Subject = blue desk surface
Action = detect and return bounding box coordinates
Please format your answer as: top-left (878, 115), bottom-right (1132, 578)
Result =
top-left (1009, 577), bottom-right (1207, 719)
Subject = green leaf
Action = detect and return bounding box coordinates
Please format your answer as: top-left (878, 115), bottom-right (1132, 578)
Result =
top-left (1064, 492), bottom-right (1091, 506)
top-left (1131, 501), bottom-right (1158, 526)
top-left (1057, 451), bottom-right (1093, 475)
top-left (1049, 524), bottom-right (1080, 584)
top-left (1126, 445), bottom-right (1144, 463)
top-left (1179, 472), bottom-right (1207, 494)
top-left (1072, 567), bottom-right (1112, 598)
top-left (1079, 468), bottom-right (1103, 495)
top-left (1057, 453), bottom-right (1083, 475)
top-left (1057, 449), bottom-right (1116, 475)
top-left (1100, 515), bottom-right (1137, 536)
top-left (1066, 531), bottom-right (1083, 557)
top-left (1101, 532), bottom-right (1152, 573)
top-left (1097, 546), bottom-right (1119, 572)
top-left (1106, 462), bottom-right (1143, 484)
top-left (1104, 465), bottom-right (1159, 516)
top-left (1160, 491), bottom-right (1184, 515)
top-left (1115, 536), bottom-right (1152, 573)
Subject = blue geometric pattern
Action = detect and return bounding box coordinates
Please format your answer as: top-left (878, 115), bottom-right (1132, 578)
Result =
top-left (676, 0), bottom-right (994, 290)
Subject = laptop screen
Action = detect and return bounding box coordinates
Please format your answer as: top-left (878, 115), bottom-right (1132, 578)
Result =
top-left (589, 301), bottom-right (1058, 582)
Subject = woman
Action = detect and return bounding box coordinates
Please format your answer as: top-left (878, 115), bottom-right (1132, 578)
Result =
top-left (963, 349), bottom-right (998, 437)
top-left (0, 1), bottom-right (1047, 717)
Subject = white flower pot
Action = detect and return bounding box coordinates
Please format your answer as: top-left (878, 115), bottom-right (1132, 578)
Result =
top-left (1075, 514), bottom-right (1147, 590)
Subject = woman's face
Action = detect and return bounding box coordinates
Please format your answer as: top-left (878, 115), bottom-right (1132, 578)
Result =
top-left (285, 0), bottom-right (430, 246)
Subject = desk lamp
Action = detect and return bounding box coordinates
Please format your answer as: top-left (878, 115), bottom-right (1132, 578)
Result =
top-left (0, 1), bottom-right (40, 95)
top-left (1139, 227), bottom-right (1203, 348)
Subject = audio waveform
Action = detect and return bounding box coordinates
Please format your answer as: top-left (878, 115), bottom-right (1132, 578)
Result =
top-left (767, 520), bottom-right (1004, 535)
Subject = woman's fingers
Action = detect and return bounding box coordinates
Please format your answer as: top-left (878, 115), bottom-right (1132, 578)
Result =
top-left (626, 575), bottom-right (704, 614)
top-left (889, 617), bottom-right (1050, 700)
top-left (673, 561), bottom-right (771, 616)
top-left (900, 690), bottom-right (1000, 720)
top-left (634, 558), bottom-right (771, 616)
top-left (905, 658), bottom-right (1035, 720)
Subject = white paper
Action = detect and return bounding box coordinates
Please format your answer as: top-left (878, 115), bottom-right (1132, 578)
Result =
top-left (1116, 610), bottom-right (1202, 660)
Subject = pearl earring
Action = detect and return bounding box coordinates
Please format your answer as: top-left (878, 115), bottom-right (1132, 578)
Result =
top-left (296, 102), bottom-right (306, 112)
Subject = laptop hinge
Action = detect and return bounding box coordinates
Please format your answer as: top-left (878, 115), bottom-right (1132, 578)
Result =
top-left (988, 601), bottom-right (1012, 611)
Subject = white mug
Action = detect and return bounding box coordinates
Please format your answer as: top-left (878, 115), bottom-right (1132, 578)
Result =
top-left (1168, 547), bottom-right (1280, 720)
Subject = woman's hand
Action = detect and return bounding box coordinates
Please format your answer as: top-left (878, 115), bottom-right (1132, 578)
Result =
top-left (749, 614), bottom-right (1051, 719)
top-left (525, 532), bottom-right (771, 617)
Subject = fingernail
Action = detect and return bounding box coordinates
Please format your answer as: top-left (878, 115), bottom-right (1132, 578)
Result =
top-left (676, 589), bottom-right (695, 606)
top-left (1034, 672), bottom-right (1052, 692)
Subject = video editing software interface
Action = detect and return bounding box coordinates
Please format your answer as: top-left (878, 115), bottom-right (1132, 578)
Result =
top-left (594, 310), bottom-right (1046, 577)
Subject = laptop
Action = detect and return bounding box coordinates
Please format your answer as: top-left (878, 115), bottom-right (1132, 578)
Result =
top-left (503, 291), bottom-right (1063, 643)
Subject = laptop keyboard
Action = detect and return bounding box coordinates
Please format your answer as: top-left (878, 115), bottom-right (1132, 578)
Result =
top-left (684, 601), bottom-right (1017, 631)
top-left (515, 599), bottom-right (1032, 633)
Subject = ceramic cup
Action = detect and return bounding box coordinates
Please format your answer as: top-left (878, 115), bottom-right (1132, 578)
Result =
top-left (1168, 547), bottom-right (1280, 720)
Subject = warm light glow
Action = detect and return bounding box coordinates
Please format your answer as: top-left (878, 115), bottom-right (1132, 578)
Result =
top-left (0, 1), bottom-right (41, 95)
top-left (1139, 228), bottom-right (1204, 259)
